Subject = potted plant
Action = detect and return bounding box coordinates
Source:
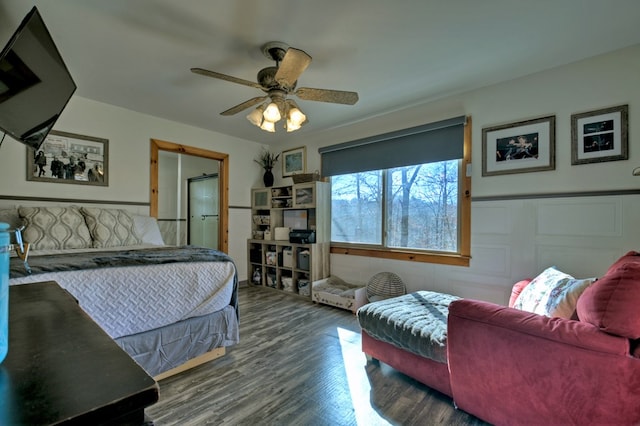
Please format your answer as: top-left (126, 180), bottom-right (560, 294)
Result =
top-left (254, 149), bottom-right (280, 187)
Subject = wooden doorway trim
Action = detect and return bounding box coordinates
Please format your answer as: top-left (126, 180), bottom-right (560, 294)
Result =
top-left (150, 138), bottom-right (229, 254)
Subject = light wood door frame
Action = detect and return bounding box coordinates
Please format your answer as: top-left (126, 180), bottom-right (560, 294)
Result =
top-left (150, 138), bottom-right (229, 253)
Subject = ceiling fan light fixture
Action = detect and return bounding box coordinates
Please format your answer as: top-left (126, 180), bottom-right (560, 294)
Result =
top-left (263, 102), bottom-right (281, 122)
top-left (246, 104), bottom-right (265, 127)
top-left (288, 107), bottom-right (306, 127)
top-left (286, 119), bottom-right (302, 132)
top-left (260, 119), bottom-right (276, 132)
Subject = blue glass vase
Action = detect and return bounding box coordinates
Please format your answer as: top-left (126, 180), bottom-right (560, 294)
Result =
top-left (0, 223), bottom-right (9, 363)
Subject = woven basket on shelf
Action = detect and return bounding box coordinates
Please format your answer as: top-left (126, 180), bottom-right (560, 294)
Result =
top-left (292, 171), bottom-right (321, 184)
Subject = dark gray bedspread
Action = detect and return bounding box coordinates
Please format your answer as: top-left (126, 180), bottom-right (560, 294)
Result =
top-left (357, 291), bottom-right (460, 363)
top-left (10, 245), bottom-right (230, 277)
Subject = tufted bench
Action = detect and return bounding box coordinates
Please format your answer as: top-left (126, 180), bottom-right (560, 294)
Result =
top-left (356, 290), bottom-right (461, 396)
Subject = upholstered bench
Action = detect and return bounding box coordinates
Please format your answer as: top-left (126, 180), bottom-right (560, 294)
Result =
top-left (356, 290), bottom-right (461, 396)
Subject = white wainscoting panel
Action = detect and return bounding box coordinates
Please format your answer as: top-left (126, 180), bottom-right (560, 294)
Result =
top-left (535, 244), bottom-right (621, 279)
top-left (536, 198), bottom-right (622, 237)
top-left (330, 194), bottom-right (640, 305)
top-left (450, 279), bottom-right (511, 305)
top-left (473, 205), bottom-right (512, 235)
top-left (468, 244), bottom-right (510, 276)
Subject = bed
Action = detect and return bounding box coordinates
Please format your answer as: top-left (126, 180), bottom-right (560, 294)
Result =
top-left (2, 204), bottom-right (239, 379)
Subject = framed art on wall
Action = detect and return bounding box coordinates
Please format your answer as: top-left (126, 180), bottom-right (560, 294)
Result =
top-left (282, 146), bottom-right (306, 177)
top-left (27, 130), bottom-right (108, 186)
top-left (482, 115), bottom-right (556, 176)
top-left (571, 104), bottom-right (628, 165)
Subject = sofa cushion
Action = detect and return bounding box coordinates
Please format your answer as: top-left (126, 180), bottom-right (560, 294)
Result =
top-left (576, 263), bottom-right (640, 339)
top-left (509, 279), bottom-right (532, 308)
top-left (513, 266), bottom-right (594, 319)
top-left (605, 250), bottom-right (640, 275)
top-left (81, 207), bottom-right (142, 248)
top-left (18, 206), bottom-right (92, 250)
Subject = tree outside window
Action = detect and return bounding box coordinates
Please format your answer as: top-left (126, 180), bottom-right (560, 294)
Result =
top-left (331, 159), bottom-right (459, 253)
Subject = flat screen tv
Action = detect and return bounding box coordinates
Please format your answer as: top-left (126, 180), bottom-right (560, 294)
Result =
top-left (0, 6), bottom-right (76, 150)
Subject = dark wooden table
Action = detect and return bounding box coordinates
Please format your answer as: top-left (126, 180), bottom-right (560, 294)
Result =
top-left (0, 281), bottom-right (159, 425)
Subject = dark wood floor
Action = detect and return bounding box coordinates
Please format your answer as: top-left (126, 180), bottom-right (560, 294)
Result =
top-left (146, 283), bottom-right (488, 425)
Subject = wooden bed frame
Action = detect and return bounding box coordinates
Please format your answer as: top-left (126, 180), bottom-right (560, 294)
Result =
top-left (154, 347), bottom-right (226, 381)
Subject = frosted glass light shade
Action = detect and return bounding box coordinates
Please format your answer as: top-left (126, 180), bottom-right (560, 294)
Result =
top-left (246, 106), bottom-right (264, 126)
top-left (288, 107), bottom-right (306, 127)
top-left (260, 120), bottom-right (276, 132)
top-left (263, 102), bottom-right (281, 122)
top-left (286, 119), bottom-right (302, 132)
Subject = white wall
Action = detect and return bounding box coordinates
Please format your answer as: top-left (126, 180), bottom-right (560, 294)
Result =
top-left (0, 96), bottom-right (266, 280)
top-left (270, 44), bottom-right (640, 304)
top-left (2, 45), bottom-right (638, 301)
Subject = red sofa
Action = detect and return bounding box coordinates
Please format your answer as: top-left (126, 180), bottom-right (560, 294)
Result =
top-left (360, 252), bottom-right (640, 425)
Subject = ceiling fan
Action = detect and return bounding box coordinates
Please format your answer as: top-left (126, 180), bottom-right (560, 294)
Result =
top-left (190, 41), bottom-right (359, 132)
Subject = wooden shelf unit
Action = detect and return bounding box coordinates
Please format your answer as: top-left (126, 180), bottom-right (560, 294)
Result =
top-left (248, 182), bottom-right (330, 299)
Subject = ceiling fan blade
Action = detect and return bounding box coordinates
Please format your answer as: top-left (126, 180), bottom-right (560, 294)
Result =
top-left (274, 48), bottom-right (311, 88)
top-left (220, 96), bottom-right (268, 116)
top-left (191, 67), bottom-right (263, 90)
top-left (295, 87), bottom-right (359, 105)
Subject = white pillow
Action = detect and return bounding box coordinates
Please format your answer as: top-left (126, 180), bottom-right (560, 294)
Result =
top-left (513, 266), bottom-right (595, 319)
top-left (133, 215), bottom-right (165, 246)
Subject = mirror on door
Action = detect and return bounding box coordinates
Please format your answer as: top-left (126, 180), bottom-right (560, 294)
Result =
top-left (157, 151), bottom-right (221, 250)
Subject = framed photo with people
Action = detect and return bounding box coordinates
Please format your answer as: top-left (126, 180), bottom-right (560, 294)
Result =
top-left (26, 130), bottom-right (109, 186)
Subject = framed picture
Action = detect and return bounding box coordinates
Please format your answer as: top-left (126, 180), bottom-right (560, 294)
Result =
top-left (282, 146), bottom-right (306, 177)
top-left (482, 115), bottom-right (555, 176)
top-left (27, 130), bottom-right (108, 186)
top-left (571, 104), bottom-right (628, 165)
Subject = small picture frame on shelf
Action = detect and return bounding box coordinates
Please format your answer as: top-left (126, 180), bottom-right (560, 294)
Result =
top-left (571, 104), bottom-right (628, 165)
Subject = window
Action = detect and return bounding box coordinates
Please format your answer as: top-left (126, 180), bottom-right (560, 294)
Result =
top-left (320, 116), bottom-right (471, 266)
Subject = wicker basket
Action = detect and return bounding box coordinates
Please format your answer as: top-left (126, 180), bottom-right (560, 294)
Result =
top-left (292, 171), bottom-right (321, 184)
top-left (366, 272), bottom-right (406, 302)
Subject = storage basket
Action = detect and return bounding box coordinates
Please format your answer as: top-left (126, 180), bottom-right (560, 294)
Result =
top-left (292, 171), bottom-right (321, 184)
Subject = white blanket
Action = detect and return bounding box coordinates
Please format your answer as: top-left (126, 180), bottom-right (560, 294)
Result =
top-left (10, 248), bottom-right (236, 339)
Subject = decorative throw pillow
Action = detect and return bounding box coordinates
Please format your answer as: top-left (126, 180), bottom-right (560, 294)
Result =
top-left (509, 279), bottom-right (533, 308)
top-left (80, 207), bottom-right (142, 248)
top-left (0, 208), bottom-right (23, 230)
top-left (512, 266), bottom-right (595, 319)
top-left (133, 215), bottom-right (165, 246)
top-left (576, 263), bottom-right (640, 339)
top-left (18, 206), bottom-right (92, 250)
